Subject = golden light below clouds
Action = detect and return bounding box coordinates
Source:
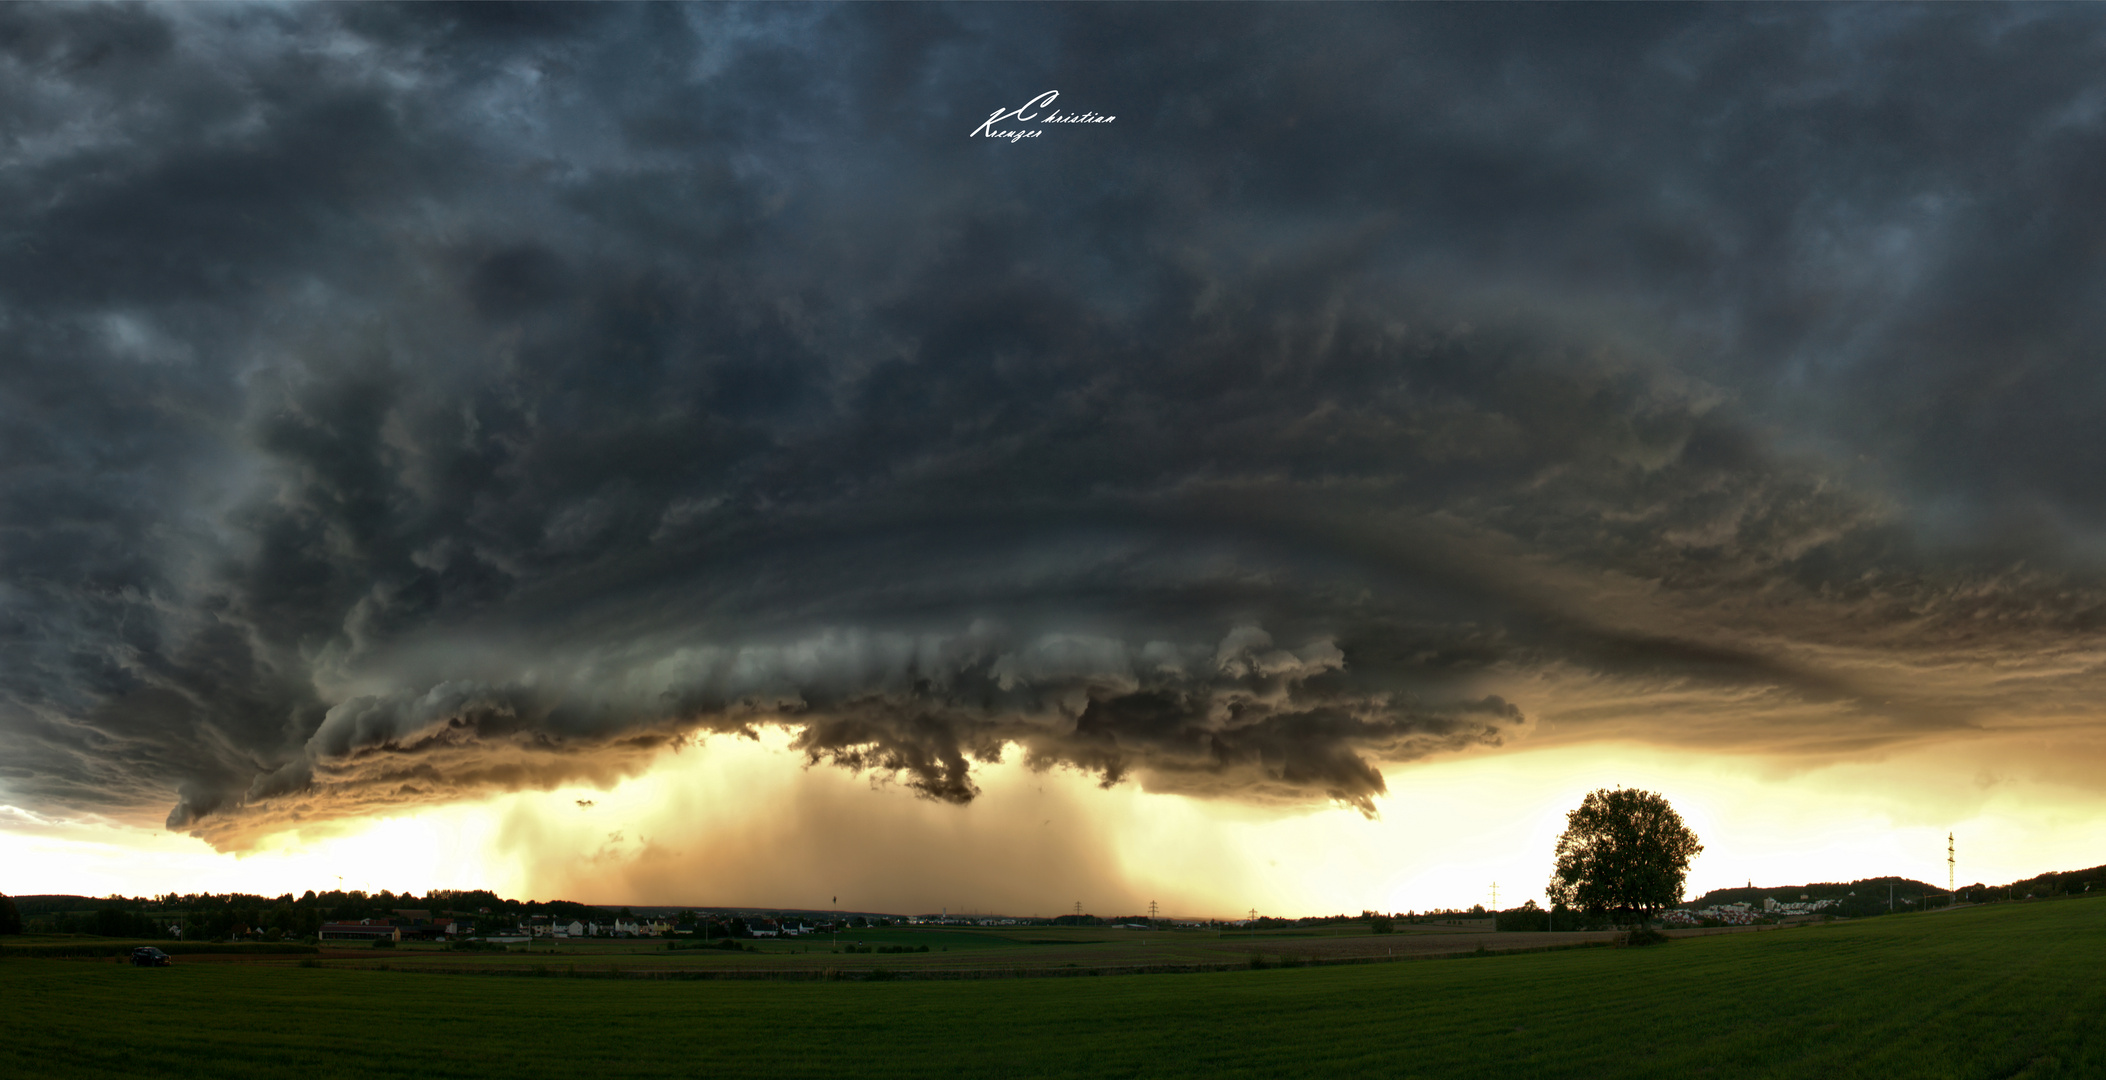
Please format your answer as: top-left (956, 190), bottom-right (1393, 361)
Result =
top-left (9, 727), bottom-right (2105, 911)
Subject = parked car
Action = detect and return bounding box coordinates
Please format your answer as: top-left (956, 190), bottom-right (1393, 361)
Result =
top-left (130, 947), bottom-right (172, 967)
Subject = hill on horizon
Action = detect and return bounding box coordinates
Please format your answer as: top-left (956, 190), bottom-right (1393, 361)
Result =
top-left (1685, 862), bottom-right (2105, 917)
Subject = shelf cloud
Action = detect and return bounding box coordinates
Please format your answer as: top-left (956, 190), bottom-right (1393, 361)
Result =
top-left (6, 4), bottom-right (2106, 849)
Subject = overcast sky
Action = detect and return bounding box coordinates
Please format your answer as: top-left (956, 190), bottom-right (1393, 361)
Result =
top-left (5, 3), bottom-right (2106, 910)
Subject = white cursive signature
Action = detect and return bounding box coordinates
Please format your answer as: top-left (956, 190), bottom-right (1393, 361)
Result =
top-left (971, 91), bottom-right (1115, 141)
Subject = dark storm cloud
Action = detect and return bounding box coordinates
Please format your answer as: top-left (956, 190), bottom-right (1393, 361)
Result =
top-left (6, 3), bottom-right (2106, 844)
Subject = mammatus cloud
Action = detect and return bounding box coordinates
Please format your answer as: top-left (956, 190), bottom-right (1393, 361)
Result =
top-left (6, 5), bottom-right (2106, 849)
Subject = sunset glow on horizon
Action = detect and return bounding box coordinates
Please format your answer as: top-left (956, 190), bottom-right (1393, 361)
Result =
top-left (11, 725), bottom-right (2103, 914)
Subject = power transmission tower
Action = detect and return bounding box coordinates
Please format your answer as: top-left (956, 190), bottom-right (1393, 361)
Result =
top-left (1489, 882), bottom-right (1499, 914)
top-left (1073, 901), bottom-right (1082, 917)
top-left (1948, 832), bottom-right (1956, 905)
top-left (1148, 900), bottom-right (1158, 921)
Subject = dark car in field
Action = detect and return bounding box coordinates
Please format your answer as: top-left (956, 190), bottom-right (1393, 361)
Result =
top-left (130, 947), bottom-right (171, 967)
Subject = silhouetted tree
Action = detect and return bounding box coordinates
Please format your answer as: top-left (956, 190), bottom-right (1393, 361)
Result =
top-left (1495, 900), bottom-right (1549, 932)
top-left (1548, 787), bottom-right (1703, 927)
top-left (0, 894), bottom-right (20, 935)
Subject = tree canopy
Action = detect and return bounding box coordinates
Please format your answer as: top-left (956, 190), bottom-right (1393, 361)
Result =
top-left (1548, 788), bottom-right (1702, 926)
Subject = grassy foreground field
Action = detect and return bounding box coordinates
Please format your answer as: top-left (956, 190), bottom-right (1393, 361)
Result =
top-left (6, 898), bottom-right (2100, 1079)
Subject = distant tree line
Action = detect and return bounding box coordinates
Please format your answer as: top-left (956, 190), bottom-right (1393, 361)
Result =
top-left (4, 888), bottom-right (629, 942)
top-left (2000, 867), bottom-right (2103, 900)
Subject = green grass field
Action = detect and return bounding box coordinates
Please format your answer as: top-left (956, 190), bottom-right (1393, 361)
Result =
top-left (6, 898), bottom-right (2099, 1079)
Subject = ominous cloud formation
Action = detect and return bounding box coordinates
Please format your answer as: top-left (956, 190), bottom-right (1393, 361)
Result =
top-left (6, 5), bottom-right (2106, 847)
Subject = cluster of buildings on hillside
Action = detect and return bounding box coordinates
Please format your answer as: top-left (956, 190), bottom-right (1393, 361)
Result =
top-left (1661, 896), bottom-right (1841, 926)
top-left (319, 910), bottom-right (677, 942)
top-left (530, 916), bottom-right (681, 938)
